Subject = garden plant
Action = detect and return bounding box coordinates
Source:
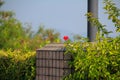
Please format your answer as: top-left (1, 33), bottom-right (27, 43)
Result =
top-left (64, 0), bottom-right (120, 80)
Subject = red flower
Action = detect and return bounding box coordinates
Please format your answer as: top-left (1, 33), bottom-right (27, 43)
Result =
top-left (63, 36), bottom-right (69, 41)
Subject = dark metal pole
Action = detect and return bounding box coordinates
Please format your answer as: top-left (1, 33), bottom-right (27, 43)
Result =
top-left (87, 0), bottom-right (98, 42)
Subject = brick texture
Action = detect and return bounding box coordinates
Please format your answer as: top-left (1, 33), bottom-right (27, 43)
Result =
top-left (36, 43), bottom-right (72, 80)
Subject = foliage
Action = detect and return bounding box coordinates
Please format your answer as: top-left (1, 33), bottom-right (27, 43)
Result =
top-left (0, 12), bottom-right (60, 51)
top-left (73, 34), bottom-right (88, 42)
top-left (0, 1), bottom-right (61, 79)
top-left (0, 13), bottom-right (26, 50)
top-left (35, 25), bottom-right (60, 43)
top-left (104, 0), bottom-right (120, 32)
top-left (64, 37), bottom-right (120, 80)
top-left (0, 0), bottom-right (4, 7)
top-left (0, 49), bottom-right (36, 80)
top-left (64, 0), bottom-right (120, 80)
top-left (86, 13), bottom-right (112, 38)
top-left (0, 0), bottom-right (61, 51)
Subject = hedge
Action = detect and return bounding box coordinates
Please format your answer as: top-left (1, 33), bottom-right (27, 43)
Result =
top-left (0, 50), bottom-right (36, 80)
top-left (64, 37), bottom-right (120, 80)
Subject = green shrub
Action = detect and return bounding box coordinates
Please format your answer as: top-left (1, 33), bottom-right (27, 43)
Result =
top-left (64, 0), bottom-right (120, 79)
top-left (0, 50), bottom-right (36, 80)
top-left (0, 1), bottom-right (61, 51)
top-left (64, 37), bottom-right (120, 80)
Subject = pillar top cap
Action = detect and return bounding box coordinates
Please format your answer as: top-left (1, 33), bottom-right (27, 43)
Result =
top-left (37, 43), bottom-right (65, 51)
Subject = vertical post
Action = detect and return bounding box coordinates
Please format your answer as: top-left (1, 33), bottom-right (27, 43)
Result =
top-left (87, 0), bottom-right (98, 42)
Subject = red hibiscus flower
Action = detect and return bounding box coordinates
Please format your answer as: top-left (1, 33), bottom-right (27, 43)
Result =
top-left (63, 36), bottom-right (69, 41)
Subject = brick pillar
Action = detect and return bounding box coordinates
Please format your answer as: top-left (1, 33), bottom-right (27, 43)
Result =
top-left (36, 43), bottom-right (72, 80)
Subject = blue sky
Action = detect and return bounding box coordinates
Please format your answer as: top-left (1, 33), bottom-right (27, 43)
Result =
top-left (1, 0), bottom-right (120, 38)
